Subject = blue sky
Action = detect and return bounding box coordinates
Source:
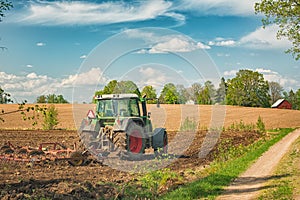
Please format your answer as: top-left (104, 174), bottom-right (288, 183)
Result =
top-left (0, 0), bottom-right (299, 103)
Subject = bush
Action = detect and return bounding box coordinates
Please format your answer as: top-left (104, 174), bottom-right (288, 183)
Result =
top-left (180, 117), bottom-right (197, 131)
top-left (42, 104), bottom-right (59, 130)
top-left (256, 116), bottom-right (266, 134)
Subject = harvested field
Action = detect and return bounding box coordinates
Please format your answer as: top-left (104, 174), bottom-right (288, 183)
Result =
top-left (0, 104), bottom-right (300, 130)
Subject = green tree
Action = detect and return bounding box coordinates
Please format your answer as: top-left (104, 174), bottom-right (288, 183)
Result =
top-left (285, 89), bottom-right (298, 109)
top-left (226, 69), bottom-right (271, 107)
top-left (176, 84), bottom-right (188, 104)
top-left (0, 0), bottom-right (12, 22)
top-left (189, 83), bottom-right (202, 103)
top-left (255, 0), bottom-right (300, 60)
top-left (42, 104), bottom-right (59, 130)
top-left (268, 81), bottom-right (283, 104)
top-left (159, 83), bottom-right (179, 104)
top-left (0, 86), bottom-right (11, 104)
top-left (215, 77), bottom-right (227, 104)
top-left (296, 89), bottom-right (300, 110)
top-left (141, 85), bottom-right (157, 104)
top-left (36, 95), bottom-right (46, 103)
top-left (197, 81), bottom-right (216, 105)
top-left (0, 0), bottom-right (12, 50)
top-left (36, 94), bottom-right (69, 103)
top-left (115, 80), bottom-right (141, 97)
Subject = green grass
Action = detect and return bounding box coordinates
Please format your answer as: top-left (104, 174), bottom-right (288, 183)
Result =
top-left (161, 128), bottom-right (294, 200)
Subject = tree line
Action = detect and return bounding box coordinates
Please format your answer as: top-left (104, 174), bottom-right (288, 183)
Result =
top-left (95, 69), bottom-right (300, 110)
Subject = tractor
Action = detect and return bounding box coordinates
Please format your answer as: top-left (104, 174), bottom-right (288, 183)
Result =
top-left (79, 93), bottom-right (168, 161)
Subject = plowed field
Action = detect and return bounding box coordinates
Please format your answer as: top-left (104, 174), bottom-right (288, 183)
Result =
top-left (0, 104), bottom-right (299, 199)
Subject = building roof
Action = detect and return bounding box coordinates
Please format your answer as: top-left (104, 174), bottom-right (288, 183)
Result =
top-left (94, 93), bottom-right (138, 100)
top-left (271, 99), bottom-right (286, 108)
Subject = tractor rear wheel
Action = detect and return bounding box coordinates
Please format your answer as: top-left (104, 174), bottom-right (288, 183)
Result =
top-left (154, 131), bottom-right (168, 158)
top-left (124, 123), bottom-right (146, 160)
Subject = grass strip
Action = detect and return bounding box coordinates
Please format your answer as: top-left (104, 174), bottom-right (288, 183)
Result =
top-left (161, 128), bottom-right (294, 200)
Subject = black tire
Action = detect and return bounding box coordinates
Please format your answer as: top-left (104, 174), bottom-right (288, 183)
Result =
top-left (68, 151), bottom-right (85, 166)
top-left (112, 131), bottom-right (127, 150)
top-left (154, 131), bottom-right (168, 158)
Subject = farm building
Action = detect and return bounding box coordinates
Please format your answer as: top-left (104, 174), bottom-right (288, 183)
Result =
top-left (271, 99), bottom-right (292, 109)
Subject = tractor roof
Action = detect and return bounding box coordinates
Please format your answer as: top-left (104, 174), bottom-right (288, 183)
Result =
top-left (94, 93), bottom-right (139, 100)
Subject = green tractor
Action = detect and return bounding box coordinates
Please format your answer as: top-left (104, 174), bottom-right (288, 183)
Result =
top-left (79, 94), bottom-right (168, 161)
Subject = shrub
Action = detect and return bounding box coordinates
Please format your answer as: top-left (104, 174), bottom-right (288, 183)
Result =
top-left (256, 116), bottom-right (266, 134)
top-left (180, 117), bottom-right (197, 131)
top-left (42, 104), bottom-right (59, 130)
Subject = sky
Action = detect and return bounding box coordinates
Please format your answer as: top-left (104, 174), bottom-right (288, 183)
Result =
top-left (0, 0), bottom-right (299, 103)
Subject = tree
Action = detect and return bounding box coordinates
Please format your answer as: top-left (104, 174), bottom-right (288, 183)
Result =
top-left (215, 77), bottom-right (227, 104)
top-left (197, 81), bottom-right (216, 105)
top-left (296, 89), bottom-right (300, 110)
top-left (0, 0), bottom-right (12, 50)
top-left (0, 86), bottom-right (11, 104)
top-left (36, 95), bottom-right (46, 103)
top-left (0, 0), bottom-right (12, 22)
top-left (189, 83), bottom-right (202, 103)
top-left (176, 84), bottom-right (189, 104)
top-left (268, 81), bottom-right (283, 104)
top-left (36, 94), bottom-right (69, 103)
top-left (94, 80), bottom-right (141, 102)
top-left (255, 0), bottom-right (300, 60)
top-left (284, 89), bottom-right (298, 110)
top-left (141, 85), bottom-right (157, 104)
top-left (226, 69), bottom-right (271, 107)
top-left (115, 81), bottom-right (141, 97)
top-left (159, 83), bottom-right (179, 104)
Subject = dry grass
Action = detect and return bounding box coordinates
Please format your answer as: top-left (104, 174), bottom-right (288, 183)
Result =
top-left (0, 104), bottom-right (299, 130)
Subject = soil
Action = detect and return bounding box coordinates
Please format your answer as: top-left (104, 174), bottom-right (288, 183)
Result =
top-left (0, 129), bottom-right (261, 199)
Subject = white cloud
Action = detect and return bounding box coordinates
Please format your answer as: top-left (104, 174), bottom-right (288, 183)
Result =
top-left (239, 24), bottom-right (292, 49)
top-left (14, 0), bottom-right (184, 26)
top-left (178, 0), bottom-right (258, 16)
top-left (61, 67), bottom-right (107, 87)
top-left (223, 70), bottom-right (238, 76)
top-left (26, 64), bottom-right (33, 68)
top-left (80, 55), bottom-right (87, 59)
top-left (209, 39), bottom-right (236, 47)
top-left (126, 29), bottom-right (210, 53)
top-left (36, 42), bottom-right (46, 46)
top-left (0, 68), bottom-right (108, 103)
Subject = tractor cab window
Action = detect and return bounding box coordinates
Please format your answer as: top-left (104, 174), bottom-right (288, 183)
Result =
top-left (129, 98), bottom-right (140, 116)
top-left (97, 100), bottom-right (114, 117)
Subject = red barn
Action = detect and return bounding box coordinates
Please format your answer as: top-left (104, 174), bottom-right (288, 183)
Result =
top-left (271, 99), bottom-right (292, 109)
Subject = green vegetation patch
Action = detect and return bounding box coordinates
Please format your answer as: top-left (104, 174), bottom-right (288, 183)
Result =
top-left (161, 128), bottom-right (294, 200)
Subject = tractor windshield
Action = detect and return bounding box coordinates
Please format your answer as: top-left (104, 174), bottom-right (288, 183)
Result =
top-left (97, 98), bottom-right (140, 117)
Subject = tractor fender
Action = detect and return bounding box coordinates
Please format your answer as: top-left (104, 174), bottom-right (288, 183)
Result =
top-left (152, 128), bottom-right (167, 149)
top-left (113, 117), bottom-right (144, 132)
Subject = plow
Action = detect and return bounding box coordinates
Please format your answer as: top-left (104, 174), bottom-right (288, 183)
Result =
top-left (0, 93), bottom-right (168, 166)
top-left (0, 141), bottom-right (90, 166)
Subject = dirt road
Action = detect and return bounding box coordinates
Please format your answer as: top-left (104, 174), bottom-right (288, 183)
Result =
top-left (217, 129), bottom-right (300, 200)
